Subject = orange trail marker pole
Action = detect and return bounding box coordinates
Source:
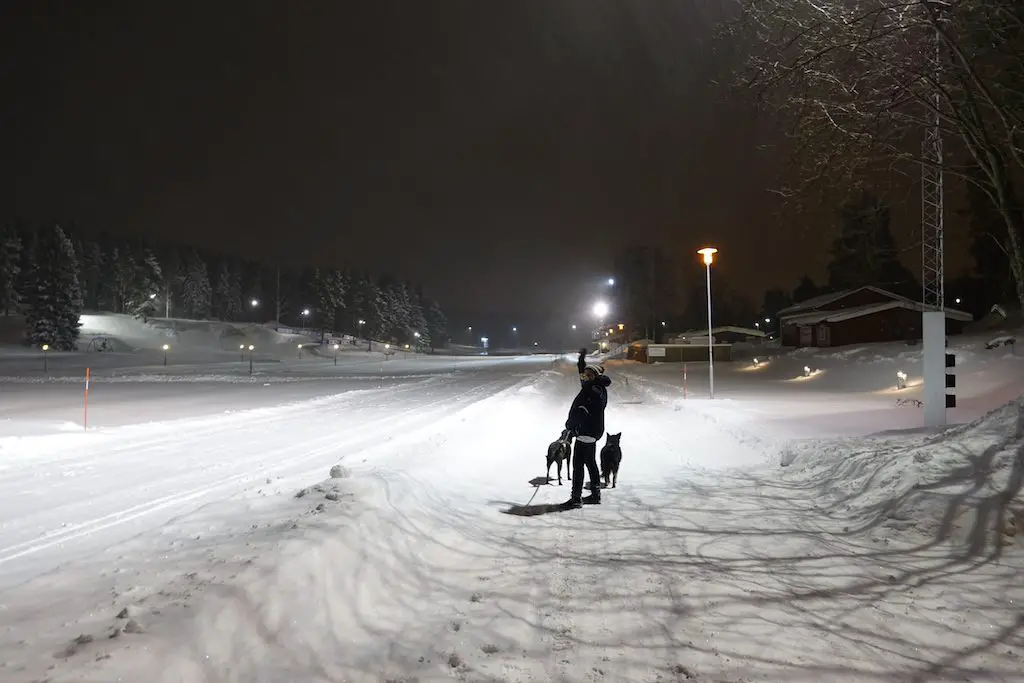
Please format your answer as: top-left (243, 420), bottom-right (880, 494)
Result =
top-left (84, 368), bottom-right (91, 431)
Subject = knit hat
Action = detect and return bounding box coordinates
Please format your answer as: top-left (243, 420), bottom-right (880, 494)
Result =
top-left (584, 364), bottom-right (604, 376)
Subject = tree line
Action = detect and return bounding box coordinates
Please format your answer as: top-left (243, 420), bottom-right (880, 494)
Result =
top-left (0, 223), bottom-right (448, 351)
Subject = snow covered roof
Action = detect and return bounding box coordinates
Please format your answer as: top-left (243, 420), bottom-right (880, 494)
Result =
top-left (778, 285), bottom-right (913, 316)
top-left (781, 300), bottom-right (973, 325)
top-left (677, 326), bottom-right (766, 338)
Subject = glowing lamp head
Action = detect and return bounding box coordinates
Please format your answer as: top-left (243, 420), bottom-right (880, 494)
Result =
top-left (404, 344), bottom-right (409, 349)
top-left (897, 370), bottom-right (907, 380)
top-left (414, 331), bottom-right (421, 338)
top-left (149, 293), bottom-right (157, 299)
top-left (607, 277), bottom-right (615, 286)
top-left (332, 343), bottom-right (339, 350)
top-left (250, 299), bottom-right (258, 307)
top-left (385, 343), bottom-right (390, 349)
top-left (248, 344), bottom-right (254, 351)
top-left (302, 308), bottom-right (310, 316)
top-left (697, 247), bottom-right (718, 266)
top-left (593, 301), bottom-right (609, 319)
top-left (240, 344), bottom-right (245, 349)
top-left (41, 344), bottom-right (49, 351)
top-left (162, 344), bottom-right (169, 351)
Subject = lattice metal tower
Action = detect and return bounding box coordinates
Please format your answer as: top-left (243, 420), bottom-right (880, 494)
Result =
top-left (921, 9), bottom-right (944, 310)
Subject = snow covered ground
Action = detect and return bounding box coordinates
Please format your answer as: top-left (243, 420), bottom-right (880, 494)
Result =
top-left (0, 323), bottom-right (1022, 682)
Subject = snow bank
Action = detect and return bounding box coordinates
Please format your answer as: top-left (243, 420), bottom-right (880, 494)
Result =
top-left (780, 398), bottom-right (1024, 550)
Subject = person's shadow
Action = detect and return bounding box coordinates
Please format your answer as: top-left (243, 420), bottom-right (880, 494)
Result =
top-left (495, 476), bottom-right (595, 516)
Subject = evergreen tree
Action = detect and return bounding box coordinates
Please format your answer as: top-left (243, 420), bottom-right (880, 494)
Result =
top-left (423, 298), bottom-right (447, 349)
top-left (792, 275), bottom-right (820, 304)
top-left (23, 224), bottom-right (83, 349)
top-left (79, 241), bottom-right (106, 311)
top-left (135, 249), bottom-right (162, 318)
top-left (214, 262), bottom-right (243, 321)
top-left (825, 190), bottom-right (917, 296)
top-left (0, 225), bottom-right (22, 315)
top-left (181, 250), bottom-right (211, 319)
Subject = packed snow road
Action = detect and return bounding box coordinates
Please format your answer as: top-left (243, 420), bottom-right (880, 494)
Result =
top-left (1, 358), bottom-right (1021, 683)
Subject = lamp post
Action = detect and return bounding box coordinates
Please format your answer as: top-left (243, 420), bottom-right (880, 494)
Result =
top-left (297, 343), bottom-right (303, 358)
top-left (301, 308), bottom-right (310, 331)
top-left (41, 343), bottom-right (49, 373)
top-left (239, 343), bottom-right (245, 361)
top-left (697, 247), bottom-right (718, 399)
top-left (332, 343), bottom-right (339, 365)
top-left (162, 343), bottom-right (169, 366)
top-left (248, 344), bottom-right (255, 376)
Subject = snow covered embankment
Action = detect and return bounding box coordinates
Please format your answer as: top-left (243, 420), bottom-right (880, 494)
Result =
top-left (780, 398), bottom-right (1024, 552)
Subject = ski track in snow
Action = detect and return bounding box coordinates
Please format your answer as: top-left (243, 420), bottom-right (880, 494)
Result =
top-left (1, 359), bottom-right (1022, 682)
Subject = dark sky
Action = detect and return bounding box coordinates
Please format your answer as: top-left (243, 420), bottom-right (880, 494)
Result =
top-left (0, 0), bottom-right (969, 334)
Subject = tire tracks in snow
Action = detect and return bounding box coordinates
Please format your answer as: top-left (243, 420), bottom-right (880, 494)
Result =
top-left (0, 373), bottom-right (517, 587)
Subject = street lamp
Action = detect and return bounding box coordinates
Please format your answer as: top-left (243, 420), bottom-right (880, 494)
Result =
top-left (297, 343), bottom-right (303, 358)
top-left (301, 308), bottom-right (310, 331)
top-left (41, 343), bottom-right (49, 372)
top-left (607, 277), bottom-right (615, 286)
top-left (162, 343), bottom-right (170, 366)
top-left (250, 298), bottom-right (259, 307)
top-left (247, 344), bottom-right (255, 376)
top-left (239, 343), bottom-right (245, 361)
top-left (332, 342), bottom-right (340, 365)
top-left (697, 247), bottom-right (718, 399)
top-left (571, 323), bottom-right (577, 330)
top-left (593, 300), bottom-right (609, 321)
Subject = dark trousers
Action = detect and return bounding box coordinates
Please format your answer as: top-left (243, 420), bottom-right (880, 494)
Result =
top-left (570, 439), bottom-right (600, 501)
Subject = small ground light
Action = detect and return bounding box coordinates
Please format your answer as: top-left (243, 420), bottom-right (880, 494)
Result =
top-left (332, 343), bottom-right (339, 365)
top-left (162, 344), bottom-right (170, 366)
top-left (753, 357), bottom-right (759, 367)
top-left (896, 370), bottom-right (908, 390)
top-left (41, 343), bottom-right (49, 372)
top-left (803, 366), bottom-right (812, 377)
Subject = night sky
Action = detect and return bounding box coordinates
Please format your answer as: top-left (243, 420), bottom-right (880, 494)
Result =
top-left (0, 1), bottom-right (969, 334)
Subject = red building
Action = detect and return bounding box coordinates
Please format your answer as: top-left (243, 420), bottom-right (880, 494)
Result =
top-left (778, 286), bottom-right (972, 348)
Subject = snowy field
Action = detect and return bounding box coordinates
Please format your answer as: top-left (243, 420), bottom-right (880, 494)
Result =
top-left (1, 317), bottom-right (1023, 682)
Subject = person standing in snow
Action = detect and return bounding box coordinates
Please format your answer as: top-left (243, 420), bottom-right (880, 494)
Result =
top-left (564, 347), bottom-right (612, 508)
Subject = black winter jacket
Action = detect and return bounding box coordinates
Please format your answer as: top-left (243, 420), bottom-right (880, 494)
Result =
top-left (565, 361), bottom-right (612, 440)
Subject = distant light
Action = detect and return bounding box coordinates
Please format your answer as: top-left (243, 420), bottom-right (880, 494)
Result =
top-left (41, 344), bottom-right (49, 351)
top-left (955, 297), bottom-right (962, 305)
top-left (385, 343), bottom-right (390, 349)
top-left (358, 319), bottom-right (365, 325)
top-left (803, 366), bottom-right (811, 377)
top-left (248, 344), bottom-right (255, 351)
top-left (404, 344), bottom-right (409, 349)
top-left (765, 317), bottom-right (771, 323)
top-left (468, 326), bottom-right (472, 331)
top-left (617, 323), bottom-right (624, 330)
top-left (413, 331), bottom-right (421, 338)
top-left (332, 343), bottom-right (339, 350)
top-left (753, 357), bottom-right (759, 366)
top-left (661, 321), bottom-right (666, 326)
top-left (297, 343), bottom-right (303, 349)
top-left (755, 322), bottom-right (760, 328)
top-left (593, 301), bottom-right (609, 318)
top-left (239, 344), bottom-right (244, 349)
top-left (250, 299), bottom-right (259, 307)
top-left (512, 326), bottom-right (517, 332)
top-left (697, 247), bottom-right (718, 266)
top-left (149, 293), bottom-right (157, 299)
top-left (607, 277), bottom-right (615, 286)
top-left (162, 344), bottom-right (169, 351)
top-left (481, 337), bottom-right (489, 343)
top-left (533, 341), bottom-right (539, 346)
top-left (302, 308), bottom-right (310, 316)
top-left (571, 324), bottom-right (577, 330)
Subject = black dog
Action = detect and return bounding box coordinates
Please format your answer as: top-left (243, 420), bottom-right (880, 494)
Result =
top-left (546, 429), bottom-right (573, 485)
top-left (600, 432), bottom-right (622, 488)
